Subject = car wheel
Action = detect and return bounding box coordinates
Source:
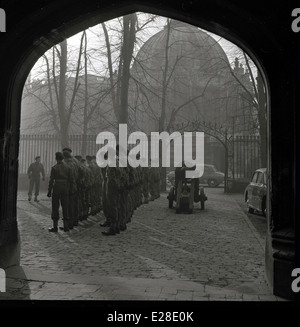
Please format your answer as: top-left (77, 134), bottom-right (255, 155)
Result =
top-left (207, 179), bottom-right (218, 187)
top-left (262, 198), bottom-right (266, 217)
top-left (248, 206), bottom-right (255, 214)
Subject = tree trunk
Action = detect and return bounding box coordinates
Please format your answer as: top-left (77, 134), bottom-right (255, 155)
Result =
top-left (58, 40), bottom-right (69, 148)
top-left (119, 14), bottom-right (136, 124)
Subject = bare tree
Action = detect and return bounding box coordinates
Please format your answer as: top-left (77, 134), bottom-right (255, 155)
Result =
top-left (227, 54), bottom-right (267, 167)
top-left (101, 13), bottom-right (138, 126)
top-left (22, 36), bottom-right (85, 148)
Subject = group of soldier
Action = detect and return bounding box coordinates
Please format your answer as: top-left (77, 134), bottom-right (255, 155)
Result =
top-left (46, 146), bottom-right (161, 235)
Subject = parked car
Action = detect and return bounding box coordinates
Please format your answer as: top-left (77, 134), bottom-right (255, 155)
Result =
top-left (244, 168), bottom-right (267, 216)
top-left (167, 164), bottom-right (224, 187)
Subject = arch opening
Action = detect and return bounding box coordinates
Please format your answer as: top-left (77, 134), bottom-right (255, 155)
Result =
top-left (1, 1), bottom-right (295, 301)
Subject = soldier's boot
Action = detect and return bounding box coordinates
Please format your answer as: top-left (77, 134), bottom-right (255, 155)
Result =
top-left (102, 220), bottom-right (117, 236)
top-left (120, 221), bottom-right (127, 231)
top-left (100, 221), bottom-right (110, 227)
top-left (28, 195), bottom-right (31, 201)
top-left (59, 219), bottom-right (70, 232)
top-left (143, 195), bottom-right (149, 204)
top-left (102, 227), bottom-right (116, 236)
top-left (68, 220), bottom-right (74, 230)
top-left (49, 220), bottom-right (58, 233)
top-left (63, 220), bottom-right (69, 232)
top-left (34, 196), bottom-right (39, 202)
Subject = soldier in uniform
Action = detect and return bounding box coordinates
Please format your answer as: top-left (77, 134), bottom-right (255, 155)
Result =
top-left (117, 145), bottom-right (129, 232)
top-left (86, 155), bottom-right (97, 216)
top-left (27, 155), bottom-right (45, 202)
top-left (126, 161), bottom-right (135, 223)
top-left (141, 159), bottom-right (150, 204)
top-left (92, 155), bottom-right (103, 214)
top-left (135, 154), bottom-right (143, 207)
top-left (100, 152), bottom-right (110, 227)
top-left (155, 167), bottom-right (161, 199)
top-left (62, 147), bottom-right (79, 229)
top-left (102, 148), bottom-right (121, 236)
top-left (82, 158), bottom-right (93, 220)
top-left (74, 155), bottom-right (86, 221)
top-left (135, 165), bottom-right (140, 208)
top-left (47, 152), bottom-right (72, 232)
top-left (149, 165), bottom-right (156, 201)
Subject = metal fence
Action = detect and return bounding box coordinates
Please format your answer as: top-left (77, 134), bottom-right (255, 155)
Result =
top-left (233, 135), bottom-right (261, 179)
top-left (18, 134), bottom-right (262, 178)
top-left (18, 135), bottom-right (99, 175)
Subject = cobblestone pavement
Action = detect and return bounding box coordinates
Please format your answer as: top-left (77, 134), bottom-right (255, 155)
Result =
top-left (0, 188), bottom-right (284, 302)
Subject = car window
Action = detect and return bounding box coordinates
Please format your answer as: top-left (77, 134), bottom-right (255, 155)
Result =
top-left (205, 166), bottom-right (214, 173)
top-left (256, 172), bottom-right (264, 184)
top-left (263, 172), bottom-right (267, 185)
top-left (211, 166), bottom-right (217, 172)
top-left (251, 172), bottom-right (258, 183)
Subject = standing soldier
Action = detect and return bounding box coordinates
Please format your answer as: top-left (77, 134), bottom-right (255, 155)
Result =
top-left (117, 145), bottom-right (129, 232)
top-left (62, 147), bottom-right (79, 229)
top-left (134, 165), bottom-right (140, 208)
top-left (102, 149), bottom-right (121, 236)
top-left (127, 158), bottom-right (135, 222)
top-left (86, 155), bottom-right (97, 216)
top-left (74, 155), bottom-right (86, 221)
top-left (155, 167), bottom-right (161, 199)
top-left (141, 159), bottom-right (150, 204)
top-left (149, 165), bottom-right (156, 201)
top-left (92, 155), bottom-right (103, 214)
top-left (100, 152), bottom-right (111, 227)
top-left (47, 152), bottom-right (72, 232)
top-left (82, 158), bottom-right (93, 220)
top-left (27, 155), bottom-right (45, 202)
top-left (135, 154), bottom-right (143, 207)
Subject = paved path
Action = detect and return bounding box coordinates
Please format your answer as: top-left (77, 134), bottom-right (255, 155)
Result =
top-left (0, 188), bottom-right (284, 302)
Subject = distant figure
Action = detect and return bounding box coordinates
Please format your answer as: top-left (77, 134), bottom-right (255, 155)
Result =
top-left (27, 155), bottom-right (45, 202)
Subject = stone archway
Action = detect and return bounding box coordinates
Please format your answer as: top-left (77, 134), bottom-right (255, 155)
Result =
top-left (0, 0), bottom-right (297, 301)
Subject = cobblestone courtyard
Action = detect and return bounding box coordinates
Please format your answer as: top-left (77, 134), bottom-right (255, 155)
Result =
top-left (0, 188), bottom-right (282, 301)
